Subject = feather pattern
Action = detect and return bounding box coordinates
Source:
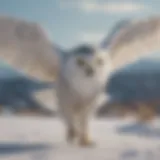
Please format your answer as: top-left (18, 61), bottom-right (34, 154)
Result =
top-left (102, 16), bottom-right (160, 70)
top-left (0, 16), bottom-right (60, 81)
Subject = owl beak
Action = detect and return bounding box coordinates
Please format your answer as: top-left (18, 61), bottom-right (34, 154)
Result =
top-left (86, 67), bottom-right (94, 77)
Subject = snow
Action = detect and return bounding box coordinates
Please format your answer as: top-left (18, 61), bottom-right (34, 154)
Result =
top-left (0, 116), bottom-right (160, 160)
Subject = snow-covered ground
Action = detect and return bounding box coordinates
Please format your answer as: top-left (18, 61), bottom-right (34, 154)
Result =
top-left (0, 116), bottom-right (160, 160)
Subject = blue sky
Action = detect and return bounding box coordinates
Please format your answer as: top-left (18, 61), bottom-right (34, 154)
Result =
top-left (0, 0), bottom-right (159, 49)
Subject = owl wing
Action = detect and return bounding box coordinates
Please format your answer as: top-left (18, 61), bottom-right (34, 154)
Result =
top-left (101, 16), bottom-right (160, 71)
top-left (0, 17), bottom-right (61, 81)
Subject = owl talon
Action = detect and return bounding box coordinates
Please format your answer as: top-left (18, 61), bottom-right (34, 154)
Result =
top-left (79, 139), bottom-right (95, 147)
top-left (79, 134), bottom-right (95, 147)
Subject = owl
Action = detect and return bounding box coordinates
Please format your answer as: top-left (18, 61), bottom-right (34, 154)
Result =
top-left (1, 16), bottom-right (160, 146)
top-left (56, 45), bottom-right (112, 146)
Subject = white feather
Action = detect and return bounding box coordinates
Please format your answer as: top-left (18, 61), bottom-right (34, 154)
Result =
top-left (0, 16), bottom-right (59, 81)
top-left (102, 16), bottom-right (160, 70)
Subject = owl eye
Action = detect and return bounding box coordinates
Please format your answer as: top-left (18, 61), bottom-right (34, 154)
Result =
top-left (76, 58), bottom-right (85, 67)
top-left (96, 58), bottom-right (104, 66)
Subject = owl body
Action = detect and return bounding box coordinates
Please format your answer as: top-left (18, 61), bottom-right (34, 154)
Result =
top-left (56, 45), bottom-right (112, 146)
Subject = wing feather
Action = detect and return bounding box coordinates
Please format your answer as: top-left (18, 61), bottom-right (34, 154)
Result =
top-left (103, 16), bottom-right (160, 70)
top-left (0, 16), bottom-right (60, 81)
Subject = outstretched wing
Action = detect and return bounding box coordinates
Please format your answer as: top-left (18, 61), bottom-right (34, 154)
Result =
top-left (0, 16), bottom-right (61, 81)
top-left (102, 16), bottom-right (160, 70)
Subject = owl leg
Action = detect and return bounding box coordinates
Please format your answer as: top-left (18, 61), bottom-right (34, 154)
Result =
top-left (79, 130), bottom-right (95, 147)
top-left (58, 105), bottom-right (77, 144)
top-left (66, 125), bottom-right (77, 143)
top-left (64, 111), bottom-right (78, 144)
top-left (77, 110), bottom-right (95, 147)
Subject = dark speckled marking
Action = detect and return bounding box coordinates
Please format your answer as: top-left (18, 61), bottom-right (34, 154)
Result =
top-left (71, 44), bottom-right (95, 56)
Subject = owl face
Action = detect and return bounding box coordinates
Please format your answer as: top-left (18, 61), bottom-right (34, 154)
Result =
top-left (64, 45), bottom-right (112, 97)
top-left (75, 54), bottom-right (106, 76)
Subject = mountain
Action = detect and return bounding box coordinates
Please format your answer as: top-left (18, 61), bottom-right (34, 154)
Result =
top-left (107, 58), bottom-right (160, 102)
top-left (97, 58), bottom-right (160, 117)
top-left (0, 63), bottom-right (55, 116)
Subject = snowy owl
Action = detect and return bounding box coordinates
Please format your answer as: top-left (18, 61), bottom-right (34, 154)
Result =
top-left (56, 45), bottom-right (112, 146)
top-left (1, 16), bottom-right (160, 146)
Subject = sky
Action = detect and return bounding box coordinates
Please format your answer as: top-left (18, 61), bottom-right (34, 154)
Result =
top-left (0, 0), bottom-right (159, 49)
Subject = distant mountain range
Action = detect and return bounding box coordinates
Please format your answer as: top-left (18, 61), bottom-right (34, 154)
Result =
top-left (0, 62), bottom-right (55, 116)
top-left (106, 57), bottom-right (160, 103)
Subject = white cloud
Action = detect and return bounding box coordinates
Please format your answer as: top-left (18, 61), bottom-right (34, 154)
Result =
top-left (59, 1), bottom-right (148, 13)
top-left (81, 2), bottom-right (147, 13)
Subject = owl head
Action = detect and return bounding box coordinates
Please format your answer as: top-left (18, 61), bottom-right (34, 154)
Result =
top-left (63, 44), bottom-right (112, 97)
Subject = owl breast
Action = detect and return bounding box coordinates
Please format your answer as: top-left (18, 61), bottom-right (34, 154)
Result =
top-left (65, 66), bottom-right (109, 99)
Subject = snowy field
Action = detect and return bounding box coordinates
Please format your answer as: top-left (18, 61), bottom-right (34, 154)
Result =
top-left (0, 116), bottom-right (160, 160)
